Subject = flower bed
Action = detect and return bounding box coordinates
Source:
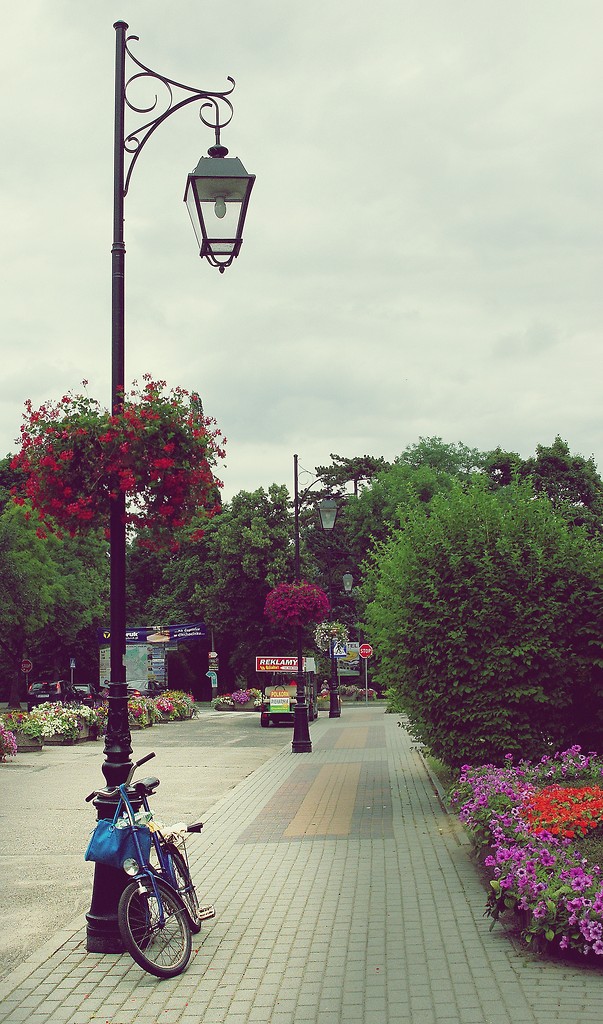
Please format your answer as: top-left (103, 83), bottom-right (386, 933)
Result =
top-left (338, 685), bottom-right (377, 702)
top-left (211, 688), bottom-right (261, 711)
top-left (451, 746), bottom-right (603, 959)
top-left (0, 722), bottom-right (17, 761)
top-left (0, 691), bottom-right (198, 753)
top-left (1, 703), bottom-right (98, 744)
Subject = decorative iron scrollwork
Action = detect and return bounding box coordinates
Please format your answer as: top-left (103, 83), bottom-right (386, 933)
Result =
top-left (121, 31), bottom-right (235, 196)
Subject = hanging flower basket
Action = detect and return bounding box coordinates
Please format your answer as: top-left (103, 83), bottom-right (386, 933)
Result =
top-left (11, 376), bottom-right (226, 551)
top-left (314, 620), bottom-right (350, 652)
top-left (264, 581), bottom-right (330, 628)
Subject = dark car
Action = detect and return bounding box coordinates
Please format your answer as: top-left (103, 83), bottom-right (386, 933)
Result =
top-left (27, 679), bottom-right (70, 710)
top-left (126, 679), bottom-right (168, 699)
top-left (68, 682), bottom-right (97, 708)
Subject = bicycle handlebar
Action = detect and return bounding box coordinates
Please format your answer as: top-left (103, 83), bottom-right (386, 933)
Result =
top-left (85, 752), bottom-right (156, 801)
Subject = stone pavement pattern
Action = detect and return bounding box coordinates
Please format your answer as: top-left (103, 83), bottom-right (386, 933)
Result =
top-left (2, 707), bottom-right (603, 1023)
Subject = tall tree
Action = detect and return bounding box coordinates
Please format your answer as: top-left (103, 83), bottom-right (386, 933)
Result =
top-left (397, 437), bottom-right (486, 478)
top-left (0, 506), bottom-right (107, 703)
top-left (484, 437), bottom-right (603, 535)
top-left (314, 454), bottom-right (390, 497)
top-left (191, 485), bottom-right (297, 688)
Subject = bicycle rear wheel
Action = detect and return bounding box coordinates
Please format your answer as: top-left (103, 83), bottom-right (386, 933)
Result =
top-left (166, 845), bottom-right (202, 934)
top-left (118, 877), bottom-right (192, 979)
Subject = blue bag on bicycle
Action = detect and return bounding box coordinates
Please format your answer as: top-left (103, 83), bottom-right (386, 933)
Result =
top-left (85, 789), bottom-right (152, 869)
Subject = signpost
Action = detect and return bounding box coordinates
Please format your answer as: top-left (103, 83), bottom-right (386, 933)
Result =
top-left (206, 670), bottom-right (218, 699)
top-left (358, 643), bottom-right (373, 702)
top-left (21, 659), bottom-right (33, 690)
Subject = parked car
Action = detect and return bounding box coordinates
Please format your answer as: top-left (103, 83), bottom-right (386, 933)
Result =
top-left (67, 682), bottom-right (97, 708)
top-left (126, 679), bottom-right (168, 699)
top-left (27, 679), bottom-right (70, 710)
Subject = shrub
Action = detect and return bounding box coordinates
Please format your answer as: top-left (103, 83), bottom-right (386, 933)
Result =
top-left (365, 480), bottom-right (603, 768)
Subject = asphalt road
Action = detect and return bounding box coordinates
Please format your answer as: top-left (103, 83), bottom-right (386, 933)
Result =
top-left (0, 708), bottom-right (290, 980)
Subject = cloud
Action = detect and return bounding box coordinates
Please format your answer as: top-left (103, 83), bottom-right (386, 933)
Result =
top-left (1, 1), bottom-right (602, 500)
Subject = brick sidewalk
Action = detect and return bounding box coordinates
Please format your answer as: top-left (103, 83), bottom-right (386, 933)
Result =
top-left (2, 707), bottom-right (603, 1023)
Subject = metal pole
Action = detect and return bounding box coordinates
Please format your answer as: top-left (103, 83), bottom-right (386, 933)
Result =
top-left (329, 641), bottom-right (341, 718)
top-left (292, 454), bottom-right (312, 753)
top-left (86, 21), bottom-right (134, 953)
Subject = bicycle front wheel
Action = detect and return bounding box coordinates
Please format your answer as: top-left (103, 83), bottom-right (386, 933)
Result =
top-left (166, 845), bottom-right (202, 934)
top-left (118, 877), bottom-right (192, 979)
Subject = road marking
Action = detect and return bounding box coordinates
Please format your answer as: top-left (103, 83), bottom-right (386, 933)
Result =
top-left (335, 726), bottom-right (369, 749)
top-left (283, 763), bottom-right (361, 837)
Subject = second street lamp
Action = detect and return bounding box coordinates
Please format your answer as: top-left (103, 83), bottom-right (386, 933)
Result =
top-left (317, 497), bottom-right (341, 719)
top-left (87, 21), bottom-right (254, 954)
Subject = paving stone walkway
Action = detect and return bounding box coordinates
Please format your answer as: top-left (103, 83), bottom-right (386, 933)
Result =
top-left (2, 707), bottom-right (603, 1023)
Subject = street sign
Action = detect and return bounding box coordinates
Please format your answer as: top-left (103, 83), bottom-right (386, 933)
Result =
top-left (359, 644), bottom-right (373, 659)
top-left (332, 641), bottom-right (348, 658)
top-left (21, 659), bottom-right (33, 673)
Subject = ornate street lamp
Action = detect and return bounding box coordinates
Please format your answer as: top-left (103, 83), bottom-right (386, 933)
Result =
top-left (87, 21), bottom-right (254, 954)
top-left (342, 571), bottom-right (354, 593)
top-left (316, 498), bottom-right (342, 719)
top-left (185, 147), bottom-right (255, 271)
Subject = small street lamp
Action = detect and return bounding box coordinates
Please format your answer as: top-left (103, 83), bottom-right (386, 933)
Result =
top-left (342, 571), bottom-right (354, 594)
top-left (292, 455), bottom-right (312, 753)
top-left (317, 496), bottom-right (338, 531)
top-left (316, 498), bottom-right (342, 719)
top-left (87, 21), bottom-right (254, 954)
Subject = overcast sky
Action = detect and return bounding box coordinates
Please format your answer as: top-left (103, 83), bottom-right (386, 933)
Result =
top-left (2, 1), bottom-right (602, 500)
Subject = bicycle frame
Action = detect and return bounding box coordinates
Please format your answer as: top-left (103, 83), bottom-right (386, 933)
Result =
top-left (116, 783), bottom-right (186, 929)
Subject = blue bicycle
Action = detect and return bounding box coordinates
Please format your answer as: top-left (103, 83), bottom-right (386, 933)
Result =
top-left (86, 752), bottom-right (215, 978)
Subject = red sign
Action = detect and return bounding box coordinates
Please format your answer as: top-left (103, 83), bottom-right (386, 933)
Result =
top-left (359, 644), bottom-right (373, 659)
top-left (21, 659), bottom-right (33, 673)
top-left (256, 656), bottom-right (313, 673)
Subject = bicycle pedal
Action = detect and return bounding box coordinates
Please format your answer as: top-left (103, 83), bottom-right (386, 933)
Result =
top-left (198, 904), bottom-right (216, 921)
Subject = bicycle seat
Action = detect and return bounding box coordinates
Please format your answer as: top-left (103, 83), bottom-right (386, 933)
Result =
top-left (132, 776), bottom-right (160, 796)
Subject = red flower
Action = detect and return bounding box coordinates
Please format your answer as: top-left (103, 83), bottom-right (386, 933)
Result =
top-left (523, 785), bottom-right (603, 838)
top-left (11, 378), bottom-right (225, 551)
top-left (264, 582), bottom-right (330, 627)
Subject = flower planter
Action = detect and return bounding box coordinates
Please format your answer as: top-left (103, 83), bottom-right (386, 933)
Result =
top-left (15, 732), bottom-right (43, 752)
top-left (46, 723), bottom-right (90, 744)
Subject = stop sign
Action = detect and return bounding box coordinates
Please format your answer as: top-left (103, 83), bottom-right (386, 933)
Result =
top-left (359, 644), bottom-right (373, 659)
top-left (21, 659), bottom-right (33, 673)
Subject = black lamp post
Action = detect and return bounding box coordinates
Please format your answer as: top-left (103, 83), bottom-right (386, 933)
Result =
top-left (316, 497), bottom-right (342, 719)
top-left (292, 454), bottom-right (312, 753)
top-left (86, 21), bottom-right (254, 953)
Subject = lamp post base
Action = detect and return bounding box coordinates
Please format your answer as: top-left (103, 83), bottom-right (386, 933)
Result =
top-left (329, 656), bottom-right (341, 718)
top-left (86, 862), bottom-right (128, 952)
top-left (86, 780), bottom-right (140, 952)
top-left (292, 701), bottom-right (312, 753)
